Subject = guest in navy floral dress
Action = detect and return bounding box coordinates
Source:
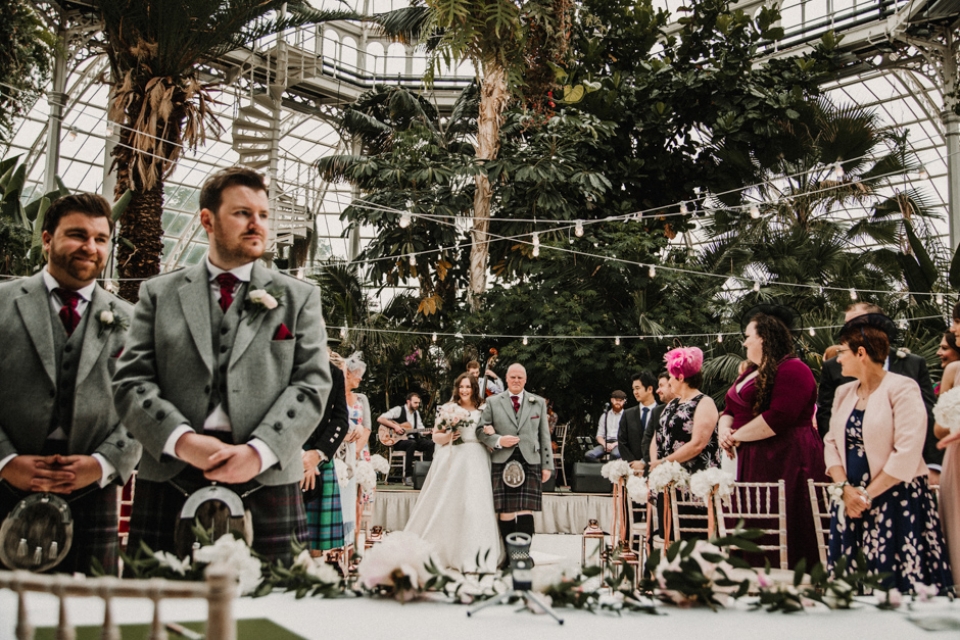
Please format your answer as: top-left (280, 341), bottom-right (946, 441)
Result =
top-left (824, 314), bottom-right (952, 593)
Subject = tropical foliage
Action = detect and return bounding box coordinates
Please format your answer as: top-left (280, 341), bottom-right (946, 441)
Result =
top-left (0, 0), bottom-right (56, 146)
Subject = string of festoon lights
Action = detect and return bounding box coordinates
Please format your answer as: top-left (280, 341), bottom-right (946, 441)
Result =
top-left (333, 314), bottom-right (949, 347)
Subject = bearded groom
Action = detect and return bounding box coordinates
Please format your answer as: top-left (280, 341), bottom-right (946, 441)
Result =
top-left (113, 167), bottom-right (331, 564)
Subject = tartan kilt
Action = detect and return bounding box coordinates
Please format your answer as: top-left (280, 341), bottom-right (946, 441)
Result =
top-left (304, 462), bottom-right (343, 551)
top-left (0, 481), bottom-right (118, 576)
top-left (128, 471), bottom-right (306, 565)
top-left (491, 454), bottom-right (542, 513)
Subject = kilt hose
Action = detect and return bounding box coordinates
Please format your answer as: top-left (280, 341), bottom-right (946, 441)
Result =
top-left (0, 480), bottom-right (119, 576)
top-left (128, 466), bottom-right (305, 566)
top-left (491, 450), bottom-right (543, 513)
top-left (304, 462), bottom-right (344, 550)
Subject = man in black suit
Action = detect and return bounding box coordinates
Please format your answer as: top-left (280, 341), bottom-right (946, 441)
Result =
top-left (619, 371), bottom-right (658, 473)
top-left (642, 373), bottom-right (674, 465)
top-left (817, 302), bottom-right (940, 482)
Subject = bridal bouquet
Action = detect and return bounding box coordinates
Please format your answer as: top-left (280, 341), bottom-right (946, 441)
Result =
top-left (435, 402), bottom-right (474, 445)
top-left (934, 387), bottom-right (960, 433)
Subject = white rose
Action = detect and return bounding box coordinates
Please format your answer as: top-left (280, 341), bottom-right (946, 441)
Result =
top-left (261, 293), bottom-right (279, 309)
top-left (100, 310), bottom-right (115, 324)
top-left (248, 289), bottom-right (266, 303)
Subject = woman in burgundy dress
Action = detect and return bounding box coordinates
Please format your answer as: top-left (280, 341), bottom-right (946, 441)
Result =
top-left (718, 311), bottom-right (827, 569)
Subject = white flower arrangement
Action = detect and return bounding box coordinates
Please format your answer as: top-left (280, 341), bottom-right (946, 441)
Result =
top-left (248, 289), bottom-right (279, 310)
top-left (369, 454), bottom-right (390, 475)
top-left (244, 286), bottom-right (284, 324)
top-left (626, 474), bottom-right (649, 504)
top-left (96, 302), bottom-right (129, 337)
top-left (193, 534), bottom-right (263, 595)
top-left (828, 481), bottom-right (847, 526)
top-left (154, 550), bottom-right (190, 576)
top-left (334, 458), bottom-right (351, 487)
top-left (600, 459), bottom-right (632, 482)
top-left (358, 531), bottom-right (443, 601)
top-left (292, 549), bottom-right (341, 584)
top-left (688, 468), bottom-right (735, 500)
top-left (648, 460), bottom-right (690, 493)
top-left (933, 386), bottom-right (960, 433)
top-left (435, 402), bottom-right (474, 446)
top-left (354, 459), bottom-right (379, 493)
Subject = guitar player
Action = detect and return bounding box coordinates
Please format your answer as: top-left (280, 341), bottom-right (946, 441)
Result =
top-left (377, 392), bottom-right (433, 486)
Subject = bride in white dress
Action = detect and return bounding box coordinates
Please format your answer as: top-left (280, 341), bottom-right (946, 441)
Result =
top-left (404, 373), bottom-right (502, 572)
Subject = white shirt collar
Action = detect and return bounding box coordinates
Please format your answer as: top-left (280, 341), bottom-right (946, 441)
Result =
top-left (42, 267), bottom-right (96, 301)
top-left (206, 256), bottom-right (254, 282)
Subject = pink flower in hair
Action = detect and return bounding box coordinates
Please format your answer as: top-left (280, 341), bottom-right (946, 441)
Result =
top-left (664, 347), bottom-right (704, 379)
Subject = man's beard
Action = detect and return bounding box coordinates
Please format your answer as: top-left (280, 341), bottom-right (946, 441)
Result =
top-left (49, 246), bottom-right (104, 282)
top-left (216, 233), bottom-right (265, 263)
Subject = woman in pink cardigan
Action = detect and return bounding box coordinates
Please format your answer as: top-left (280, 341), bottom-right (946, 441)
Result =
top-left (824, 313), bottom-right (952, 592)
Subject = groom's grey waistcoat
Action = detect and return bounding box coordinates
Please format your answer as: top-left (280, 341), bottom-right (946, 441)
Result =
top-left (477, 390), bottom-right (553, 470)
top-left (0, 272), bottom-right (140, 482)
top-left (112, 261), bottom-right (331, 485)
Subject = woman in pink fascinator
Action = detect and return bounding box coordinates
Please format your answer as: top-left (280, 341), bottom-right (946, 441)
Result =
top-left (650, 346), bottom-right (720, 474)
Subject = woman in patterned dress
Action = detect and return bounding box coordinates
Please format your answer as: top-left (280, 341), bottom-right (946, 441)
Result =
top-left (339, 352), bottom-right (372, 543)
top-left (824, 313), bottom-right (952, 592)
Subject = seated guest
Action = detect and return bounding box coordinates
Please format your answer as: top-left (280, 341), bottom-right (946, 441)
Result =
top-left (585, 390), bottom-right (628, 461)
top-left (718, 308), bottom-right (827, 569)
top-left (818, 302), bottom-right (940, 484)
top-left (467, 360), bottom-right (503, 397)
top-left (824, 312), bottom-right (952, 593)
top-left (0, 193), bottom-right (141, 575)
top-left (301, 350), bottom-right (349, 551)
top-left (378, 393), bottom-right (432, 486)
top-left (620, 372), bottom-right (658, 473)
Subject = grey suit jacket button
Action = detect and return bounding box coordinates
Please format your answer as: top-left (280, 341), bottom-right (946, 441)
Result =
top-left (126, 431), bottom-right (134, 439)
top-left (117, 440), bottom-right (125, 448)
top-left (156, 410), bottom-right (166, 420)
top-left (296, 394), bottom-right (305, 402)
top-left (287, 410), bottom-right (295, 418)
top-left (273, 422), bottom-right (282, 432)
top-left (136, 386), bottom-right (146, 394)
top-left (143, 400), bottom-right (153, 409)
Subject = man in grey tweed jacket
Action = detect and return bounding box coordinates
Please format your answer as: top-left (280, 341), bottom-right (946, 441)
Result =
top-left (113, 167), bottom-right (331, 563)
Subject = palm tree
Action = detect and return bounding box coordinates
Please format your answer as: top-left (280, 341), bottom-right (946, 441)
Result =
top-left (372, 0), bottom-right (573, 309)
top-left (91, 0), bottom-right (356, 300)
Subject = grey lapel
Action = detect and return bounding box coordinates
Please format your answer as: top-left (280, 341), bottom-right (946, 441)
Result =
top-left (230, 261), bottom-right (272, 367)
top-left (75, 284), bottom-right (111, 385)
top-left (517, 391), bottom-right (534, 431)
top-left (179, 263), bottom-right (214, 372)
top-left (15, 273), bottom-right (57, 384)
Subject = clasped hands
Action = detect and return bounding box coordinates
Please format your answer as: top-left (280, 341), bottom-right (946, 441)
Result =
top-left (175, 432), bottom-right (261, 484)
top-left (489, 428), bottom-right (551, 483)
top-left (840, 484), bottom-right (872, 519)
top-left (0, 454), bottom-right (102, 494)
top-left (718, 424), bottom-right (738, 459)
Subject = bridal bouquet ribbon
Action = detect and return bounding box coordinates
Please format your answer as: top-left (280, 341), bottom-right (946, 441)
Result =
top-left (435, 402), bottom-right (474, 445)
top-left (933, 387), bottom-right (960, 433)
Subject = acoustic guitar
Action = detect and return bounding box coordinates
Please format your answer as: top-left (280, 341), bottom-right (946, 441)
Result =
top-left (378, 422), bottom-right (432, 447)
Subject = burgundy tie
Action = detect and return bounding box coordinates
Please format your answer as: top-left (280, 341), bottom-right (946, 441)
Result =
top-left (511, 395), bottom-right (520, 413)
top-left (54, 288), bottom-right (82, 336)
top-left (216, 273), bottom-right (239, 313)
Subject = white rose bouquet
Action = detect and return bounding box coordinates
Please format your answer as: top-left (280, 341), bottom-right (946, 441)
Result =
top-left (601, 459), bottom-right (632, 483)
top-left (626, 474), bottom-right (649, 503)
top-left (689, 468), bottom-right (735, 500)
top-left (648, 460), bottom-right (691, 493)
top-left (934, 386), bottom-right (960, 433)
top-left (435, 402), bottom-right (474, 446)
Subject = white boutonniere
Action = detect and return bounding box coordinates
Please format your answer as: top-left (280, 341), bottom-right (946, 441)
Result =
top-left (97, 302), bottom-right (129, 338)
top-left (244, 286), bottom-right (284, 324)
top-left (895, 348), bottom-right (909, 359)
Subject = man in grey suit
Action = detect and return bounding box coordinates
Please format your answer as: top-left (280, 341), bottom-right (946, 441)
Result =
top-left (477, 363), bottom-right (553, 551)
top-left (114, 167), bottom-right (330, 563)
top-left (0, 193), bottom-right (141, 575)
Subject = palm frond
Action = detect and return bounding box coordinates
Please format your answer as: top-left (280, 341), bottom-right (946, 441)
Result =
top-left (369, 6), bottom-right (434, 45)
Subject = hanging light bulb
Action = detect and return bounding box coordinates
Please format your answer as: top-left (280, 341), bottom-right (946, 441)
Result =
top-left (648, 265), bottom-right (656, 278)
top-left (532, 246), bottom-right (540, 257)
top-left (749, 205), bottom-right (760, 219)
top-left (67, 126), bottom-right (78, 141)
top-left (399, 212), bottom-right (412, 228)
top-left (575, 220), bottom-right (584, 237)
top-left (679, 201), bottom-right (689, 215)
top-left (808, 327), bottom-right (816, 337)
top-left (340, 325), bottom-right (348, 340)
top-left (849, 288), bottom-right (858, 300)
top-left (717, 333), bottom-right (723, 343)
top-left (532, 232), bottom-right (540, 247)
top-left (522, 336), bottom-right (529, 345)
top-left (614, 336), bottom-right (621, 346)
top-left (753, 280), bottom-right (761, 292)
top-left (431, 332), bottom-right (437, 343)
top-left (455, 332), bottom-right (464, 340)
top-left (918, 165), bottom-right (929, 180)
top-left (937, 293), bottom-right (945, 305)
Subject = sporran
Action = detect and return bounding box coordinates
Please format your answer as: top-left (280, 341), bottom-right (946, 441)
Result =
top-left (502, 460), bottom-right (526, 488)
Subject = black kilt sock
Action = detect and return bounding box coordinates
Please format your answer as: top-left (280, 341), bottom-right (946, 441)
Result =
top-left (498, 517), bottom-right (516, 546)
top-left (516, 514), bottom-right (535, 538)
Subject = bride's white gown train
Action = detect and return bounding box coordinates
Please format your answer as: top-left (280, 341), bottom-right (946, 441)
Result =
top-left (403, 409), bottom-right (502, 572)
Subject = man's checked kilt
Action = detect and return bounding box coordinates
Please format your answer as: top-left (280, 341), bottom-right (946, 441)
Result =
top-left (491, 450), bottom-right (542, 513)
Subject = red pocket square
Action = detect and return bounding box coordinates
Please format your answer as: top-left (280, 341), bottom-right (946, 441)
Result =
top-left (273, 323), bottom-right (293, 341)
top-left (112, 347), bottom-right (124, 358)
